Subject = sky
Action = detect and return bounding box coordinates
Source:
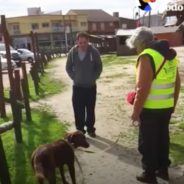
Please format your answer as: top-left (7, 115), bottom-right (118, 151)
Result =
top-left (0, 0), bottom-right (172, 19)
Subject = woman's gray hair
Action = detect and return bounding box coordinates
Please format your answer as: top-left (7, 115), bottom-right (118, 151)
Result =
top-left (126, 27), bottom-right (154, 50)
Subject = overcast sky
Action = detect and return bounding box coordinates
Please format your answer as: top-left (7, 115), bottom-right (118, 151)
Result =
top-left (0, 0), bottom-right (171, 18)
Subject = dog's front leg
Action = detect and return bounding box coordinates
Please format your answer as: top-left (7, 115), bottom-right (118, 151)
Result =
top-left (68, 163), bottom-right (76, 184)
top-left (59, 166), bottom-right (69, 184)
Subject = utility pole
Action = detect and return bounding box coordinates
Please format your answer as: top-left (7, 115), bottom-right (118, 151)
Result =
top-left (148, 11), bottom-right (151, 27)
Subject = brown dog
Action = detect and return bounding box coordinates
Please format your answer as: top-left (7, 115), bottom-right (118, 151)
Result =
top-left (31, 131), bottom-right (89, 184)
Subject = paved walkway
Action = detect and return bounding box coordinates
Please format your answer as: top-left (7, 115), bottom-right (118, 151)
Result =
top-left (33, 53), bottom-right (184, 184)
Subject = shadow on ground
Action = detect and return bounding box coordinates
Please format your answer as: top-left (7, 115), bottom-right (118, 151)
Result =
top-left (85, 135), bottom-right (184, 184)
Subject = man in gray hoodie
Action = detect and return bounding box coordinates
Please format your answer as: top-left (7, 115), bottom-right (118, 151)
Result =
top-left (66, 32), bottom-right (102, 137)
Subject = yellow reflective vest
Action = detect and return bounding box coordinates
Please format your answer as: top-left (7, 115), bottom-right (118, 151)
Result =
top-left (137, 48), bottom-right (178, 109)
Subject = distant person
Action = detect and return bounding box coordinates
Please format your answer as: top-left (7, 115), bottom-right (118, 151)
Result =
top-left (66, 32), bottom-right (102, 137)
top-left (126, 27), bottom-right (181, 183)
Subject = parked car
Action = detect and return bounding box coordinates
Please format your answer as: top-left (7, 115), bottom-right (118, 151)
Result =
top-left (0, 50), bottom-right (22, 67)
top-left (0, 43), bottom-right (22, 67)
top-left (0, 55), bottom-right (17, 70)
top-left (17, 48), bottom-right (34, 63)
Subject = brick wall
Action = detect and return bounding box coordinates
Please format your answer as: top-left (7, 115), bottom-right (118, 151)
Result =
top-left (155, 32), bottom-right (183, 47)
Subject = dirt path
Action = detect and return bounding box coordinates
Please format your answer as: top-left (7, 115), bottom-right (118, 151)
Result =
top-left (34, 48), bottom-right (184, 184)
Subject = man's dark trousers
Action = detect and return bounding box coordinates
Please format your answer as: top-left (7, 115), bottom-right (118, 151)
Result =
top-left (72, 85), bottom-right (96, 134)
top-left (138, 108), bottom-right (172, 174)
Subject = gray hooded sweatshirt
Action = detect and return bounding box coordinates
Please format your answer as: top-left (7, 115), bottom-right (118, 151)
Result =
top-left (66, 45), bottom-right (102, 87)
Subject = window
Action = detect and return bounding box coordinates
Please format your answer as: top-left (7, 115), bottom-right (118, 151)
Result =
top-left (31, 23), bottom-right (39, 30)
top-left (109, 22), bottom-right (114, 27)
top-left (52, 22), bottom-right (61, 27)
top-left (52, 20), bottom-right (63, 28)
top-left (100, 23), bottom-right (105, 31)
top-left (13, 25), bottom-right (19, 30)
top-left (42, 22), bottom-right (49, 28)
top-left (122, 24), bottom-right (127, 29)
top-left (52, 21), bottom-right (64, 32)
top-left (92, 23), bottom-right (97, 31)
top-left (53, 34), bottom-right (63, 41)
top-left (12, 24), bottom-right (20, 34)
top-left (80, 22), bottom-right (87, 27)
top-left (38, 35), bottom-right (50, 41)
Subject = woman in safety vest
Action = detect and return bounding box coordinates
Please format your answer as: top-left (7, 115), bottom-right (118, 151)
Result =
top-left (126, 27), bottom-right (181, 184)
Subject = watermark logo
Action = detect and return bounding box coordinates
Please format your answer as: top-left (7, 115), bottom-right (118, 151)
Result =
top-left (166, 3), bottom-right (184, 11)
top-left (138, 0), bottom-right (156, 12)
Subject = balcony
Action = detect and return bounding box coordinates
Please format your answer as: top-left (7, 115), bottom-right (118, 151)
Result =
top-left (10, 30), bottom-right (21, 35)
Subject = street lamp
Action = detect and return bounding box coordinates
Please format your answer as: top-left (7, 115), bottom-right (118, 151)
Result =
top-left (65, 25), bottom-right (70, 53)
top-left (133, 6), bottom-right (140, 20)
top-left (133, 6), bottom-right (137, 19)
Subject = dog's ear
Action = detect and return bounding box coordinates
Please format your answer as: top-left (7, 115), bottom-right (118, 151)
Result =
top-left (64, 133), bottom-right (74, 143)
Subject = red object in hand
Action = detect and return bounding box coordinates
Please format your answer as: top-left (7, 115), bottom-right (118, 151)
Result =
top-left (127, 91), bottom-right (136, 105)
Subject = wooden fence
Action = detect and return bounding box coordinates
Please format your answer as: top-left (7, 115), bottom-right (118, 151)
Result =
top-left (0, 15), bottom-right (61, 184)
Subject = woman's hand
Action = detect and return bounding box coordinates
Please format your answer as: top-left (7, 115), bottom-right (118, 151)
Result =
top-left (131, 113), bottom-right (140, 127)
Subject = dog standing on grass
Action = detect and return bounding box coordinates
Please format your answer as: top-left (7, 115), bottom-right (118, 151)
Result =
top-left (31, 131), bottom-right (89, 184)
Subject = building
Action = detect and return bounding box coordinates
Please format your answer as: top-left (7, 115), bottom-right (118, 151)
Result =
top-left (0, 24), bottom-right (3, 42)
top-left (139, 14), bottom-right (165, 27)
top-left (115, 11), bottom-right (137, 30)
top-left (6, 8), bottom-right (88, 52)
top-left (116, 29), bottom-right (136, 56)
top-left (27, 7), bottom-right (43, 16)
top-left (67, 9), bottom-right (119, 53)
top-left (164, 0), bottom-right (184, 26)
top-left (67, 9), bottom-right (119, 35)
top-left (118, 17), bottom-right (137, 29)
top-left (116, 26), bottom-right (183, 56)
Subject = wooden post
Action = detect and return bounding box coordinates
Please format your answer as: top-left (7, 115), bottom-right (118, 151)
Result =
top-left (0, 57), bottom-right (6, 118)
top-left (30, 31), bottom-right (40, 95)
top-left (14, 69), bottom-right (22, 100)
top-left (38, 54), bottom-right (44, 74)
top-left (30, 31), bottom-right (37, 63)
top-left (0, 136), bottom-right (11, 184)
top-left (21, 79), bottom-right (32, 122)
top-left (10, 89), bottom-right (22, 143)
top-left (30, 31), bottom-right (40, 72)
top-left (41, 53), bottom-right (48, 66)
top-left (0, 122), bottom-right (14, 133)
top-left (35, 32), bottom-right (39, 54)
top-left (1, 15), bottom-right (14, 90)
top-left (30, 63), bottom-right (39, 95)
top-left (35, 33), bottom-right (45, 74)
top-left (21, 62), bottom-right (30, 96)
top-left (11, 69), bottom-right (23, 143)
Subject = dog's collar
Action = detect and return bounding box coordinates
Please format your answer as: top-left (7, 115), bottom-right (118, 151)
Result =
top-left (64, 139), bottom-right (76, 149)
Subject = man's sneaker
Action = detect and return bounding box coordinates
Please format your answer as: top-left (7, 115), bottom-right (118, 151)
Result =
top-left (155, 169), bottom-right (169, 181)
top-left (88, 132), bottom-right (96, 138)
top-left (136, 172), bottom-right (157, 184)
